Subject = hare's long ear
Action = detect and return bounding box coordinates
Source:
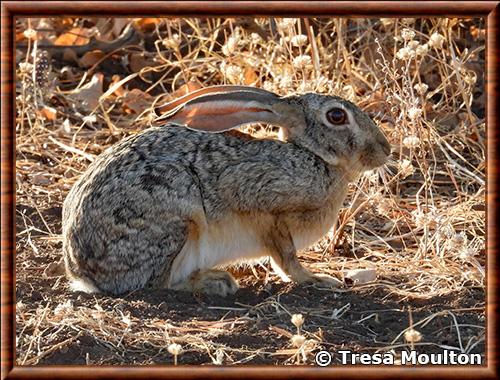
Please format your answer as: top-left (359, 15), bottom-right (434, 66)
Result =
top-left (155, 86), bottom-right (290, 133)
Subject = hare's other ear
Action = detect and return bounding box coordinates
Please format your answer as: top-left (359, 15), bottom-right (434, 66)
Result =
top-left (156, 86), bottom-right (288, 133)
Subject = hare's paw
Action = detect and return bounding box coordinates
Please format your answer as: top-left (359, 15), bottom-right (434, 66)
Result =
top-left (304, 274), bottom-right (343, 289)
top-left (192, 269), bottom-right (239, 297)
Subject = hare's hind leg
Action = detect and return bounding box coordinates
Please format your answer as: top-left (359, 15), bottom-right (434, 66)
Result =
top-left (64, 214), bottom-right (190, 295)
top-left (174, 269), bottom-right (239, 297)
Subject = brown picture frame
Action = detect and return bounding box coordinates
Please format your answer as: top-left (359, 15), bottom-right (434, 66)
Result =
top-left (1, 1), bottom-right (498, 379)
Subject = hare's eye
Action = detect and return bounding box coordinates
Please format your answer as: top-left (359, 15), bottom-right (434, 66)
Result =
top-left (326, 108), bottom-right (347, 125)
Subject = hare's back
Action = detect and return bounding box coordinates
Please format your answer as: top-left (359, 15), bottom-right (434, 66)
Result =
top-left (63, 126), bottom-right (255, 226)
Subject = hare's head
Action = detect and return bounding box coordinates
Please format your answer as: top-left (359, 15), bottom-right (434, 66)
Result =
top-left (156, 85), bottom-right (391, 172)
top-left (281, 93), bottom-right (391, 171)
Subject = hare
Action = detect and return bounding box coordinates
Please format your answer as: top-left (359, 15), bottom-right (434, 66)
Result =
top-left (62, 85), bottom-right (391, 296)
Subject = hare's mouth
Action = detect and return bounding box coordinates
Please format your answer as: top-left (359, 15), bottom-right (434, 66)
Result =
top-left (359, 138), bottom-right (392, 169)
top-left (360, 150), bottom-right (390, 170)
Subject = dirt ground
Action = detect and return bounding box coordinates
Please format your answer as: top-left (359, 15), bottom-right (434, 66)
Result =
top-left (14, 17), bottom-right (486, 366)
top-left (15, 202), bottom-right (485, 365)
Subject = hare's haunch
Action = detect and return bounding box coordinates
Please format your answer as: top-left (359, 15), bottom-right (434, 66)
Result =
top-left (62, 85), bottom-right (391, 296)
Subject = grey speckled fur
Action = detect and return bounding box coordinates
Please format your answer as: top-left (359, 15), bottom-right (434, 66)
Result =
top-left (62, 88), bottom-right (391, 295)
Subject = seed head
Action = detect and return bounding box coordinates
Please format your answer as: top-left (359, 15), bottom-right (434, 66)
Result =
top-left (168, 343), bottom-right (182, 356)
top-left (396, 47), bottom-right (415, 60)
top-left (278, 18), bottom-right (297, 29)
top-left (291, 34), bottom-right (308, 47)
top-left (221, 63), bottom-right (243, 84)
top-left (401, 28), bottom-right (416, 41)
top-left (408, 40), bottom-right (420, 50)
top-left (413, 83), bottom-right (429, 95)
top-left (292, 55), bottom-right (312, 69)
top-left (291, 314), bottom-right (304, 329)
top-left (404, 328), bottom-right (422, 343)
top-left (222, 36), bottom-right (239, 56)
top-left (464, 73), bottom-right (477, 86)
top-left (415, 43), bottom-right (429, 57)
top-left (407, 107), bottom-right (423, 120)
top-left (428, 32), bottom-right (446, 49)
top-left (399, 159), bottom-right (415, 179)
top-left (291, 334), bottom-right (306, 348)
top-left (23, 28), bottom-right (37, 40)
top-left (162, 34), bottom-right (180, 50)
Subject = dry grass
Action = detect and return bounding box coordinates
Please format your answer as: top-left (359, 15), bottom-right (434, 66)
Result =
top-left (15, 17), bottom-right (485, 365)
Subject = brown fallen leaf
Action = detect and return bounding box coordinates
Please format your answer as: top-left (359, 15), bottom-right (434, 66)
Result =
top-left (54, 27), bottom-right (90, 46)
top-left (109, 75), bottom-right (127, 97)
top-left (121, 88), bottom-right (153, 114)
top-left (244, 67), bottom-right (259, 85)
top-left (79, 50), bottom-right (106, 68)
top-left (31, 173), bottom-right (52, 186)
top-left (16, 31), bottom-right (28, 42)
top-left (133, 18), bottom-right (163, 32)
top-left (38, 105), bottom-right (57, 121)
top-left (66, 73), bottom-right (104, 110)
top-left (106, 75), bottom-right (152, 113)
top-left (62, 48), bottom-right (79, 64)
top-left (44, 260), bottom-right (65, 278)
top-left (128, 52), bottom-right (156, 73)
top-left (470, 25), bottom-right (485, 40)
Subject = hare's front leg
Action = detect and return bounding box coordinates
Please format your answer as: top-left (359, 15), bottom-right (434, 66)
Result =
top-left (267, 220), bottom-right (342, 288)
top-left (174, 269), bottom-right (239, 297)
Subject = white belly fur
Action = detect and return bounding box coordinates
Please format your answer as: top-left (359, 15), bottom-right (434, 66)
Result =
top-left (168, 213), bottom-right (270, 287)
top-left (167, 202), bottom-right (342, 288)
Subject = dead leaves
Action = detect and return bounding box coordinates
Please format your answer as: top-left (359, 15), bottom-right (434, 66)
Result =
top-left (133, 18), bottom-right (163, 32)
top-left (244, 67), bottom-right (259, 86)
top-left (62, 72), bottom-right (154, 115)
top-left (31, 173), bottom-right (53, 186)
top-left (61, 71), bottom-right (153, 115)
top-left (54, 27), bottom-right (90, 46)
top-left (17, 19), bottom-right (181, 118)
top-left (108, 74), bottom-right (152, 114)
top-left (79, 50), bottom-right (106, 68)
top-left (37, 106), bottom-right (57, 121)
top-left (469, 25), bottom-right (485, 40)
top-left (128, 53), bottom-right (150, 73)
top-left (43, 260), bottom-right (65, 278)
top-left (120, 88), bottom-right (153, 114)
top-left (66, 73), bottom-right (104, 110)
